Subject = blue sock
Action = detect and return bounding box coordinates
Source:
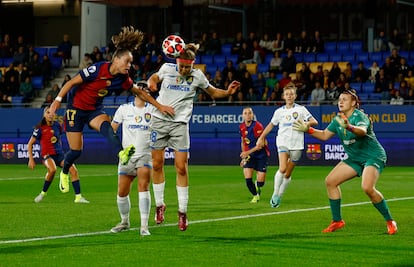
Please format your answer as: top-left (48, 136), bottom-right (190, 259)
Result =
top-left (63, 149), bottom-right (82, 174)
top-left (72, 180), bottom-right (81, 195)
top-left (100, 121), bottom-right (122, 152)
top-left (42, 180), bottom-right (52, 192)
top-left (245, 178), bottom-right (257, 195)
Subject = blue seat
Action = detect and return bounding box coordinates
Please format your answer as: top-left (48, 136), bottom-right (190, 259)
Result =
top-left (302, 53), bottom-right (316, 63)
top-left (226, 54), bottom-right (238, 64)
top-left (48, 47), bottom-right (58, 57)
top-left (50, 56), bottom-right (62, 70)
top-left (221, 43), bottom-right (232, 55)
top-left (12, 96), bottom-right (24, 107)
top-left (399, 50), bottom-right (409, 60)
top-left (316, 53), bottom-right (329, 62)
top-left (324, 42), bottom-right (337, 53)
top-left (200, 55), bottom-right (214, 65)
top-left (103, 96), bottom-right (116, 106)
top-left (337, 41), bottom-right (350, 52)
top-left (369, 52), bottom-right (383, 63)
top-left (329, 53), bottom-right (342, 62)
top-left (355, 52), bottom-right (369, 62)
top-left (34, 47), bottom-right (48, 57)
top-left (213, 55), bottom-right (226, 66)
top-left (31, 76), bottom-right (44, 90)
top-left (349, 41), bottom-right (363, 52)
top-left (294, 53), bottom-right (303, 62)
top-left (350, 82), bottom-right (362, 92)
top-left (206, 64), bottom-right (218, 75)
top-left (362, 83), bottom-right (375, 94)
top-left (342, 53), bottom-right (355, 62)
top-left (265, 54), bottom-right (274, 64)
top-left (257, 63), bottom-right (269, 74)
top-left (115, 96), bottom-right (129, 104)
top-left (2, 57), bottom-right (14, 67)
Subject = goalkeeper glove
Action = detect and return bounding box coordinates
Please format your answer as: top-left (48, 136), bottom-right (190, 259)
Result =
top-left (335, 113), bottom-right (349, 128)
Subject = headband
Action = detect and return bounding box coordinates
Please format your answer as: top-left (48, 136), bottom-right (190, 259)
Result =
top-left (177, 58), bottom-right (195, 64)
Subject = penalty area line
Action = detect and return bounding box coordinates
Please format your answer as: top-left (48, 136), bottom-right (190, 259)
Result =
top-left (0, 196), bottom-right (413, 245)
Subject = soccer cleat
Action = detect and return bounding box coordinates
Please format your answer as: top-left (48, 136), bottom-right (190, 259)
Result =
top-left (110, 222), bottom-right (130, 233)
top-left (250, 195), bottom-right (260, 203)
top-left (322, 220), bottom-right (346, 233)
top-left (118, 144), bottom-right (135, 165)
top-left (59, 171), bottom-right (70, 193)
top-left (270, 195), bottom-right (281, 208)
top-left (140, 228), bottom-right (151, 236)
top-left (74, 196), bottom-right (90, 203)
top-left (155, 204), bottom-right (166, 224)
top-left (34, 192), bottom-right (46, 203)
top-left (255, 182), bottom-right (261, 196)
top-left (386, 220), bottom-right (398, 235)
top-left (178, 211), bottom-right (188, 231)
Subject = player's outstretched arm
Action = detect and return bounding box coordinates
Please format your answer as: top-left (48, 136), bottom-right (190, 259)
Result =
top-left (292, 119), bottom-right (335, 141)
top-left (205, 80), bottom-right (241, 99)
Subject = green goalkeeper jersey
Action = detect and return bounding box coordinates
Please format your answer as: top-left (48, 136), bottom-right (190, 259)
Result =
top-left (327, 109), bottom-right (387, 164)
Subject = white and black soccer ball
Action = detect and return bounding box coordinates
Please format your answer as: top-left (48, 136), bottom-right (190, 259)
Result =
top-left (162, 35), bottom-right (185, 58)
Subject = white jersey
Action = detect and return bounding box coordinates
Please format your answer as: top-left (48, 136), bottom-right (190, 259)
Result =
top-left (270, 103), bottom-right (314, 150)
top-left (153, 63), bottom-right (210, 123)
top-left (112, 101), bottom-right (152, 157)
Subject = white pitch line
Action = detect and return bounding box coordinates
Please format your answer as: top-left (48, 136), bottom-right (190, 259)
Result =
top-left (1, 196), bottom-right (412, 245)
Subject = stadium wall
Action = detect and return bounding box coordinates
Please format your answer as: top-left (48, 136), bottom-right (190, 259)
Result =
top-left (1, 106), bottom-right (413, 166)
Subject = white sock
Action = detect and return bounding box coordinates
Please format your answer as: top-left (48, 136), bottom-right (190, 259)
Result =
top-left (152, 181), bottom-right (165, 207)
top-left (176, 185), bottom-right (189, 213)
top-left (138, 191), bottom-right (151, 229)
top-left (273, 170), bottom-right (284, 196)
top-left (117, 195), bottom-right (130, 224)
top-left (279, 177), bottom-right (292, 197)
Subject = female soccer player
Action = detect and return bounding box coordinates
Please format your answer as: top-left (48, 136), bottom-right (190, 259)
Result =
top-left (110, 88), bottom-right (152, 236)
top-left (147, 40), bottom-right (240, 231)
top-left (239, 106), bottom-right (270, 203)
top-left (257, 84), bottom-right (318, 208)
top-left (293, 88), bottom-right (398, 235)
top-left (49, 26), bottom-right (174, 194)
top-left (27, 106), bottom-right (88, 203)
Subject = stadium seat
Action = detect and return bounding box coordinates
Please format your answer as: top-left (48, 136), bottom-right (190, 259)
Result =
top-left (399, 50), bottom-right (409, 60)
top-left (48, 47), bottom-right (58, 57)
top-left (265, 54), bottom-right (273, 64)
top-left (2, 57), bottom-right (13, 67)
top-left (329, 53), bottom-right (342, 62)
top-left (350, 82), bottom-right (362, 92)
top-left (34, 47), bottom-right (48, 57)
top-left (193, 64), bottom-right (206, 73)
top-left (316, 53), bottom-right (329, 62)
top-left (302, 53), bottom-right (316, 63)
top-left (12, 96), bottom-right (24, 107)
top-left (355, 52), bottom-right (369, 62)
top-left (103, 96), bottom-right (116, 106)
top-left (221, 43), bottom-right (232, 55)
top-left (50, 56), bottom-right (63, 71)
top-left (226, 54), bottom-right (238, 64)
top-left (206, 64), bottom-right (218, 75)
top-left (213, 55), bottom-right (226, 67)
top-left (246, 63), bottom-right (257, 75)
top-left (362, 83), bottom-right (375, 94)
top-left (369, 52), bottom-right (383, 63)
top-left (294, 53), bottom-right (303, 62)
top-left (200, 55), bottom-right (214, 65)
top-left (358, 93), bottom-right (370, 101)
top-left (342, 53), bottom-right (355, 62)
top-left (349, 41), bottom-right (363, 52)
top-left (257, 63), bottom-right (269, 74)
top-left (115, 96), bottom-right (129, 104)
top-left (31, 76), bottom-right (44, 90)
top-left (324, 42), bottom-right (337, 53)
top-left (337, 41), bottom-right (350, 52)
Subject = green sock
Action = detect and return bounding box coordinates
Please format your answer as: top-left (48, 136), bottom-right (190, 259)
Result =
top-left (373, 199), bottom-right (393, 221)
top-left (329, 198), bottom-right (342, 221)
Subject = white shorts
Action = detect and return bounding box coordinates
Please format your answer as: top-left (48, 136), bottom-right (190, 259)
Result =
top-left (118, 154), bottom-right (152, 176)
top-left (150, 117), bottom-right (190, 152)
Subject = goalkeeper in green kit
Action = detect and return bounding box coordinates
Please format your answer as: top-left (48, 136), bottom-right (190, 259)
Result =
top-left (293, 88), bottom-right (397, 235)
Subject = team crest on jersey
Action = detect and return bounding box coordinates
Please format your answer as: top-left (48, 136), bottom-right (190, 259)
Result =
top-left (135, 115), bottom-right (142, 123)
top-left (145, 113), bottom-right (151, 122)
top-left (98, 89), bottom-right (108, 97)
top-left (186, 76), bottom-right (194, 85)
top-left (306, 143), bottom-right (322, 160)
top-left (50, 136), bottom-right (57, 144)
top-left (292, 112), bottom-right (299, 120)
top-left (244, 137), bottom-right (251, 144)
top-left (176, 77), bottom-right (184, 84)
top-left (1, 143), bottom-right (15, 159)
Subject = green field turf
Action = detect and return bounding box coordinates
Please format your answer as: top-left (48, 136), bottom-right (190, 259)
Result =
top-left (0, 164), bottom-right (413, 266)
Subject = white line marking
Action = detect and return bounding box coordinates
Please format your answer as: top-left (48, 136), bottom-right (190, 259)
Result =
top-left (1, 196), bottom-right (412, 245)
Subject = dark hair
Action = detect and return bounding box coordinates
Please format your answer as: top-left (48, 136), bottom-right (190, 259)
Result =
top-left (111, 26), bottom-right (144, 58)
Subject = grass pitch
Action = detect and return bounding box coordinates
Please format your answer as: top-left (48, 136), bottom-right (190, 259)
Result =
top-left (0, 164), bottom-right (413, 266)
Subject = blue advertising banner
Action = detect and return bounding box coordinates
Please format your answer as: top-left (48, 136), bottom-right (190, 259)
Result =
top-left (1, 106), bottom-right (413, 165)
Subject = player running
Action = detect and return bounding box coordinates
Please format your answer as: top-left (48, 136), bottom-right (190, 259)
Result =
top-left (239, 106), bottom-right (270, 203)
top-left (257, 83), bottom-right (318, 208)
top-left (293, 88), bottom-right (397, 235)
top-left (27, 106), bottom-right (88, 203)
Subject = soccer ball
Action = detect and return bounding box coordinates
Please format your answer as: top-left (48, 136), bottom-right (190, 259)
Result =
top-left (162, 35), bottom-right (185, 58)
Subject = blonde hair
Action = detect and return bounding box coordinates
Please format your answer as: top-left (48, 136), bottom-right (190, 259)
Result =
top-left (111, 26), bottom-right (144, 58)
top-left (179, 43), bottom-right (200, 60)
